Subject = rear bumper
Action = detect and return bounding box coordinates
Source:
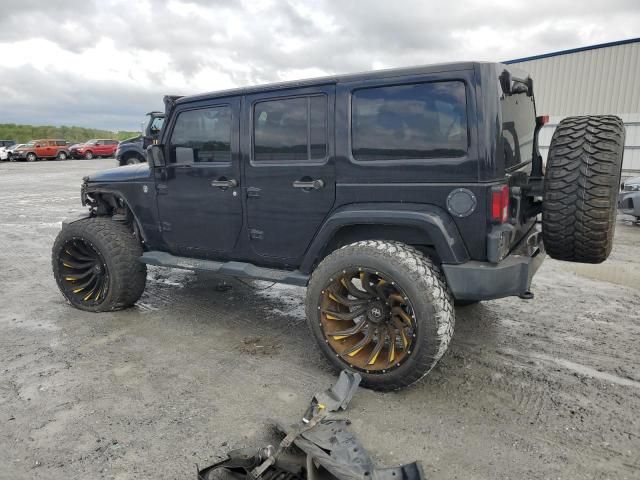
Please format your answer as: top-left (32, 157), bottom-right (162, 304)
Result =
top-left (618, 191), bottom-right (640, 216)
top-left (442, 224), bottom-right (545, 301)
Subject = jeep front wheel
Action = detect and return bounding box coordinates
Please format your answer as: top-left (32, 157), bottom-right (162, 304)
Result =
top-left (306, 240), bottom-right (454, 391)
top-left (57, 151), bottom-right (68, 161)
top-left (84, 151), bottom-right (94, 160)
top-left (542, 115), bottom-right (625, 263)
top-left (26, 153), bottom-right (37, 162)
top-left (52, 217), bottom-right (147, 312)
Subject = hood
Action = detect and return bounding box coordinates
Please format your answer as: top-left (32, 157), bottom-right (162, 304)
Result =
top-left (85, 163), bottom-right (150, 183)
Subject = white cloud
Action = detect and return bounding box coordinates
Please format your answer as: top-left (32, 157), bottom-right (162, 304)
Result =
top-left (0, 0), bottom-right (638, 130)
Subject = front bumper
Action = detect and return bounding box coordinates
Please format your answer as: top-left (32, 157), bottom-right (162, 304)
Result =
top-left (11, 151), bottom-right (27, 159)
top-left (442, 224), bottom-right (545, 301)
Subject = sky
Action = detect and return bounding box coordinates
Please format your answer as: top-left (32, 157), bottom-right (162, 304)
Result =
top-left (0, 0), bottom-right (638, 132)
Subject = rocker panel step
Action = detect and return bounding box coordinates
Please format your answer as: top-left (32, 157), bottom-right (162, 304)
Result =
top-left (140, 251), bottom-right (309, 286)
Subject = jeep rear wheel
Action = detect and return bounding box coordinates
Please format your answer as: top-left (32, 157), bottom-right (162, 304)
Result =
top-left (84, 151), bottom-right (94, 160)
top-left (52, 217), bottom-right (147, 312)
top-left (26, 153), bottom-right (37, 162)
top-left (306, 240), bottom-right (454, 391)
top-left (542, 115), bottom-right (625, 263)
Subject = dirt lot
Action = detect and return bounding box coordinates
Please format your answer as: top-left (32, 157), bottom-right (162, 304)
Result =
top-left (1, 159), bottom-right (639, 480)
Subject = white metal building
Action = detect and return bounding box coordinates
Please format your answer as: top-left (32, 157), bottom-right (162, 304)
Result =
top-left (505, 38), bottom-right (640, 179)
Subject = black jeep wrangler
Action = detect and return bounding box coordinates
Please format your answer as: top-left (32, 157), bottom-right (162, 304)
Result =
top-left (52, 62), bottom-right (625, 390)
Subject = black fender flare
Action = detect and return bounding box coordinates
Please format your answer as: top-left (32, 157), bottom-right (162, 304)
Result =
top-left (116, 144), bottom-right (146, 164)
top-left (74, 186), bottom-right (148, 243)
top-left (300, 203), bottom-right (469, 273)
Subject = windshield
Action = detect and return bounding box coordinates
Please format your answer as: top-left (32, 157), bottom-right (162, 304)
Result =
top-left (148, 116), bottom-right (164, 135)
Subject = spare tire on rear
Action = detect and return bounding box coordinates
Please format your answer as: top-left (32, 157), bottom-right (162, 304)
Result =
top-left (542, 115), bottom-right (625, 263)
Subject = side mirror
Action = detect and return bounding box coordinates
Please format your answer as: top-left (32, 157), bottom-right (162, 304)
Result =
top-left (147, 144), bottom-right (165, 168)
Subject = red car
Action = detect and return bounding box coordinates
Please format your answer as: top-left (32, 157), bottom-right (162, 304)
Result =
top-left (11, 139), bottom-right (70, 161)
top-left (71, 139), bottom-right (119, 159)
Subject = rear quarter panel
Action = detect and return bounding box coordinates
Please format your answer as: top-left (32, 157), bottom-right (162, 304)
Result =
top-left (332, 67), bottom-right (489, 260)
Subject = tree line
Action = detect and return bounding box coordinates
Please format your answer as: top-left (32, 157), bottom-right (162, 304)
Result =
top-left (0, 124), bottom-right (139, 144)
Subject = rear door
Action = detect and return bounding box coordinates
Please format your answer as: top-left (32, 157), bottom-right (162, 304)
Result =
top-left (94, 140), bottom-right (104, 156)
top-left (243, 86), bottom-right (335, 263)
top-left (155, 98), bottom-right (243, 257)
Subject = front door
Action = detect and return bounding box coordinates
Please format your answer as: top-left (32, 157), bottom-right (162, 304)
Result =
top-left (156, 98), bottom-right (243, 258)
top-left (243, 87), bottom-right (335, 264)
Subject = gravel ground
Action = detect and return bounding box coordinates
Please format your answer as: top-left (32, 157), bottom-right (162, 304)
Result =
top-left (1, 159), bottom-right (639, 480)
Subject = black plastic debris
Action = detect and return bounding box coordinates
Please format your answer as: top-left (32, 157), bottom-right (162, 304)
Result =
top-left (197, 371), bottom-right (425, 480)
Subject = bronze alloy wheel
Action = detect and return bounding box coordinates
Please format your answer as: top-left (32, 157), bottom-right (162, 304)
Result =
top-left (318, 268), bottom-right (417, 373)
top-left (58, 238), bottom-right (109, 305)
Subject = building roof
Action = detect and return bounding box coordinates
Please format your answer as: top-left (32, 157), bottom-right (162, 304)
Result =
top-left (505, 37), bottom-right (640, 64)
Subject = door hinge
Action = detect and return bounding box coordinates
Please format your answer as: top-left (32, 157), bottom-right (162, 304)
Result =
top-left (249, 228), bottom-right (264, 240)
top-left (160, 221), bottom-right (171, 232)
top-left (247, 187), bottom-right (261, 198)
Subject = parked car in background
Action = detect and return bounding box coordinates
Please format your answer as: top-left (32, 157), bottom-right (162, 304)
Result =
top-left (72, 139), bottom-right (119, 159)
top-left (0, 139), bottom-right (16, 148)
top-left (11, 139), bottom-right (70, 161)
top-left (115, 111), bottom-right (165, 165)
top-left (619, 177), bottom-right (640, 222)
top-left (1, 143), bottom-right (25, 161)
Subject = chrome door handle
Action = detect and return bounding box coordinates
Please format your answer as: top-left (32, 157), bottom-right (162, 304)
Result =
top-left (293, 179), bottom-right (324, 190)
top-left (211, 178), bottom-right (238, 189)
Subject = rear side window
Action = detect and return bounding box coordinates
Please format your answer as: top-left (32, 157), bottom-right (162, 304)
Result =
top-left (253, 96), bottom-right (327, 162)
top-left (169, 106), bottom-right (231, 163)
top-left (56, 140), bottom-right (66, 146)
top-left (500, 91), bottom-right (535, 168)
top-left (351, 81), bottom-right (467, 161)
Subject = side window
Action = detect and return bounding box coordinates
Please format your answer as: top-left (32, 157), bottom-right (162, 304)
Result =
top-left (351, 81), bottom-right (467, 161)
top-left (169, 106), bottom-right (231, 164)
top-left (56, 140), bottom-right (66, 146)
top-left (47, 140), bottom-right (56, 146)
top-left (253, 95), bottom-right (327, 162)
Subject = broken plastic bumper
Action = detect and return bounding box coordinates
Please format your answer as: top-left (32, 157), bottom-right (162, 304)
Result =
top-left (442, 224), bottom-right (545, 301)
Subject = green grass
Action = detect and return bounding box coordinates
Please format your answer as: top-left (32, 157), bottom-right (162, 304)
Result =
top-left (0, 124), bottom-right (140, 144)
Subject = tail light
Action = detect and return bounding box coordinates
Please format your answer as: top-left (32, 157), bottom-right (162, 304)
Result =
top-left (536, 115), bottom-right (549, 126)
top-left (491, 185), bottom-right (510, 223)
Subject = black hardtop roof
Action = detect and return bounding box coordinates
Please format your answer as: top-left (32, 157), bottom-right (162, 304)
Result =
top-left (176, 61), bottom-right (502, 105)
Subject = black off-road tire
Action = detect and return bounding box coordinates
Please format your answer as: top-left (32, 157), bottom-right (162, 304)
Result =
top-left (52, 217), bottom-right (147, 312)
top-left (306, 240), bottom-right (455, 391)
top-left (543, 115), bottom-right (625, 263)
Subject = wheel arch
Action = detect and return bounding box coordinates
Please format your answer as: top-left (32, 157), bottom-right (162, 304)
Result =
top-left (80, 188), bottom-right (148, 245)
top-left (300, 203), bottom-right (470, 274)
top-left (119, 150), bottom-right (145, 166)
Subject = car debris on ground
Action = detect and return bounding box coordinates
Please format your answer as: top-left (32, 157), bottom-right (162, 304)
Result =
top-left (198, 371), bottom-right (424, 480)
